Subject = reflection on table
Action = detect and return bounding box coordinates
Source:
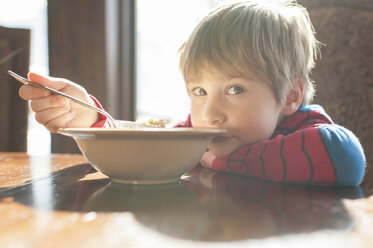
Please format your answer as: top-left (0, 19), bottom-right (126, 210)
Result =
top-left (0, 152), bottom-right (372, 247)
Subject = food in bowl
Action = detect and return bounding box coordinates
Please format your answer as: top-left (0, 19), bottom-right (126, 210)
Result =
top-left (146, 118), bottom-right (166, 127)
top-left (58, 127), bottom-right (225, 185)
top-left (116, 119), bottom-right (166, 128)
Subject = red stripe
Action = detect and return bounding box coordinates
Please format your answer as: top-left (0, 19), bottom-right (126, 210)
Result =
top-left (241, 141), bottom-right (267, 178)
top-left (261, 136), bottom-right (284, 181)
top-left (303, 128), bottom-right (335, 182)
top-left (228, 160), bottom-right (247, 174)
top-left (282, 131), bottom-right (311, 181)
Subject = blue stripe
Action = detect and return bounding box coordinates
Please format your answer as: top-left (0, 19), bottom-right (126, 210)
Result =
top-left (299, 104), bottom-right (333, 122)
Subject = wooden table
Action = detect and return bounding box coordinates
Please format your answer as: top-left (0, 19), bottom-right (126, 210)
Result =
top-left (0, 152), bottom-right (372, 247)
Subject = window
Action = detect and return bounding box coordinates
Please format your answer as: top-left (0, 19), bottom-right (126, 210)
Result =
top-left (0, 0), bottom-right (221, 154)
top-left (136, 0), bottom-right (219, 124)
top-left (0, 0), bottom-right (50, 155)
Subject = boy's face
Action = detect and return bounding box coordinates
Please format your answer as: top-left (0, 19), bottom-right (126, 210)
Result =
top-left (187, 69), bottom-right (283, 158)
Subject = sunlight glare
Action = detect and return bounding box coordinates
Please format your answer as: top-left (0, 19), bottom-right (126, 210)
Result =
top-left (0, 0), bottom-right (47, 23)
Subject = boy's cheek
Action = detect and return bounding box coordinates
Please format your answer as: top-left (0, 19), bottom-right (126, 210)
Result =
top-left (190, 112), bottom-right (200, 127)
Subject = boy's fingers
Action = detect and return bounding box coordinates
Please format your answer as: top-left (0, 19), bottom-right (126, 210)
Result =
top-left (28, 72), bottom-right (69, 91)
top-left (34, 106), bottom-right (72, 126)
top-left (199, 150), bottom-right (215, 168)
top-left (19, 84), bottom-right (51, 100)
top-left (29, 95), bottom-right (69, 112)
top-left (44, 111), bottom-right (76, 133)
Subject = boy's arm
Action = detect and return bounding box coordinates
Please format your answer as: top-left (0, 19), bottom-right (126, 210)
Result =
top-left (209, 124), bottom-right (365, 186)
top-left (19, 72), bottom-right (100, 132)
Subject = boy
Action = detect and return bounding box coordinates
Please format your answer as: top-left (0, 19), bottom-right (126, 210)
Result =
top-left (19, 0), bottom-right (365, 186)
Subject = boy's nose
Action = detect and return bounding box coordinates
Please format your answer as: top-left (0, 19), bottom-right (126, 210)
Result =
top-left (202, 98), bottom-right (227, 126)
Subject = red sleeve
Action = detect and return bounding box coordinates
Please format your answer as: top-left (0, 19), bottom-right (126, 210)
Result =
top-left (173, 114), bottom-right (193, 128)
top-left (89, 95), bottom-right (116, 128)
top-left (211, 114), bottom-right (337, 186)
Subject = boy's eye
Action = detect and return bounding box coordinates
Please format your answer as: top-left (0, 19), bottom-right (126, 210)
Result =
top-left (193, 87), bottom-right (207, 96)
top-left (227, 86), bottom-right (245, 95)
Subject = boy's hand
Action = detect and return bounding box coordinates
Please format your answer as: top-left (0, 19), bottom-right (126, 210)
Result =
top-left (200, 150), bottom-right (216, 169)
top-left (18, 72), bottom-right (99, 133)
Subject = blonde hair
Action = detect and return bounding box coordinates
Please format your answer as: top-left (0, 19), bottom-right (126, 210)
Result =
top-left (179, 0), bottom-right (320, 105)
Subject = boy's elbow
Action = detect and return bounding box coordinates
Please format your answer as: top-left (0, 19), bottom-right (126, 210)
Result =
top-left (319, 125), bottom-right (366, 187)
top-left (338, 147), bottom-right (366, 187)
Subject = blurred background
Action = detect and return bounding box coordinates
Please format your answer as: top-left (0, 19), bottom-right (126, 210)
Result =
top-left (0, 0), bottom-right (220, 155)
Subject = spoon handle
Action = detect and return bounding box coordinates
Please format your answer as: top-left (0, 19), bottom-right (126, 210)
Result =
top-left (7, 70), bottom-right (117, 126)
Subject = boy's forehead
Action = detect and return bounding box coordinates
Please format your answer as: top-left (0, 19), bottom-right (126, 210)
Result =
top-left (185, 68), bottom-right (227, 83)
top-left (185, 65), bottom-right (260, 84)
top-left (185, 61), bottom-right (238, 80)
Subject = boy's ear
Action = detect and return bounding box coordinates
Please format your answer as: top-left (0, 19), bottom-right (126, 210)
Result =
top-left (281, 78), bottom-right (304, 116)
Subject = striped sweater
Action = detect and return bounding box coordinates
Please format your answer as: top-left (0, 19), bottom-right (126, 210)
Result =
top-left (92, 99), bottom-right (365, 186)
top-left (174, 105), bottom-right (365, 186)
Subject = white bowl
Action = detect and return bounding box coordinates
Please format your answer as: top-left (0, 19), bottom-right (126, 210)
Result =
top-left (58, 127), bottom-right (225, 185)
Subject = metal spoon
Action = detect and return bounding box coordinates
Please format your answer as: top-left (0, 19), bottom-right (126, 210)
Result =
top-left (8, 70), bottom-right (167, 129)
top-left (8, 70), bottom-right (165, 128)
top-left (8, 70), bottom-right (119, 127)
